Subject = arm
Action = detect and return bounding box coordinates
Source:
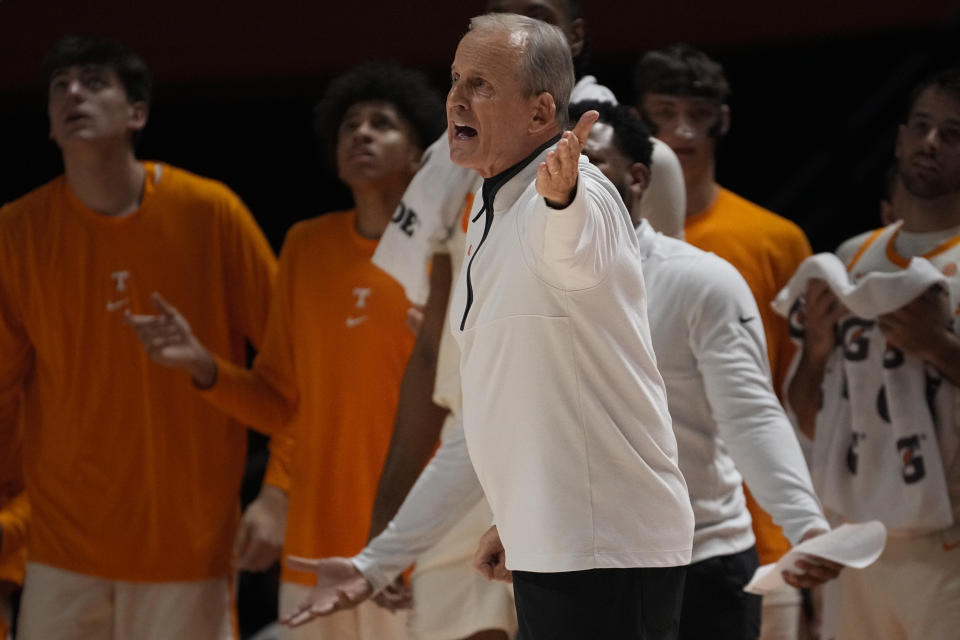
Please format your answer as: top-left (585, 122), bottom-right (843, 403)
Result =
top-left (693, 260), bottom-right (829, 544)
top-left (367, 254), bottom-right (453, 539)
top-left (124, 294), bottom-right (294, 435)
top-left (278, 417), bottom-right (485, 628)
top-left (785, 279), bottom-right (847, 439)
top-left (356, 415), bottom-right (485, 591)
top-left (528, 111), bottom-right (625, 290)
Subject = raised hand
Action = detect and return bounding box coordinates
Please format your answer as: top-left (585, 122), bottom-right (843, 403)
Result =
top-left (123, 292), bottom-right (217, 387)
top-left (280, 556), bottom-right (374, 628)
top-left (536, 110), bottom-right (600, 208)
top-left (473, 525), bottom-right (511, 583)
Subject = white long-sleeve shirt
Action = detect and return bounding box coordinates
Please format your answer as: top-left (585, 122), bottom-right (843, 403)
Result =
top-left (449, 141), bottom-right (693, 572)
top-left (353, 220), bottom-right (826, 587)
top-left (637, 222), bottom-right (827, 562)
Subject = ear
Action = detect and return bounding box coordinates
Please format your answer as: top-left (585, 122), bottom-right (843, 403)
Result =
top-left (128, 101), bottom-right (148, 135)
top-left (568, 18), bottom-right (585, 59)
top-left (719, 104), bottom-right (731, 136)
top-left (530, 92), bottom-right (557, 134)
top-left (627, 162), bottom-right (651, 204)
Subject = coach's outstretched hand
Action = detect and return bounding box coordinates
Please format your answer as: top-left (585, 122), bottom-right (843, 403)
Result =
top-left (123, 292), bottom-right (217, 388)
top-left (536, 109), bottom-right (599, 208)
top-left (280, 556), bottom-right (374, 628)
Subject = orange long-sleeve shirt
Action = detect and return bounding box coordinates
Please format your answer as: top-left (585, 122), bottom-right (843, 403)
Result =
top-left (202, 211), bottom-right (415, 586)
top-left (0, 162), bottom-right (276, 581)
top-left (685, 186), bottom-right (813, 564)
top-left (0, 415), bottom-right (27, 588)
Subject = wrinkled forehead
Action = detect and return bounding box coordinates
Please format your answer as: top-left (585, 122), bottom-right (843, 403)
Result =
top-left (454, 28), bottom-right (525, 76)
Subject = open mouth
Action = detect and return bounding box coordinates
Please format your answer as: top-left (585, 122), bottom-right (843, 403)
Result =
top-left (454, 124), bottom-right (477, 139)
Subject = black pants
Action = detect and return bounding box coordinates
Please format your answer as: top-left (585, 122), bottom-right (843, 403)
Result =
top-left (512, 565), bottom-right (687, 640)
top-left (679, 546), bottom-right (762, 640)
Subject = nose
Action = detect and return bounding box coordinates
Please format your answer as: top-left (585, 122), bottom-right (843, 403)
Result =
top-left (923, 125), bottom-right (941, 149)
top-left (673, 115), bottom-right (696, 140)
top-left (66, 78), bottom-right (85, 100)
top-left (447, 82), bottom-right (468, 114)
top-left (352, 119), bottom-right (374, 142)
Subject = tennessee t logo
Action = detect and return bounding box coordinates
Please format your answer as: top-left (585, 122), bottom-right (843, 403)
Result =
top-left (353, 287), bottom-right (372, 309)
top-left (111, 270), bottom-right (131, 292)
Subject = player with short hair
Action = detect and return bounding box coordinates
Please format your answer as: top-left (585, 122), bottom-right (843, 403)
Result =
top-left (125, 62), bottom-right (461, 639)
top-left (1, 36), bottom-right (277, 639)
top-left (786, 67), bottom-right (960, 640)
top-left (636, 44), bottom-right (816, 639)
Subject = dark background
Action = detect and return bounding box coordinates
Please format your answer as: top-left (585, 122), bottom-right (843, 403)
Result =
top-left (2, 1), bottom-right (958, 254)
top-left (2, 1), bottom-right (958, 636)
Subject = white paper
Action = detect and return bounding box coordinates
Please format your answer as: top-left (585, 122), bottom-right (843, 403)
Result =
top-left (744, 521), bottom-right (887, 595)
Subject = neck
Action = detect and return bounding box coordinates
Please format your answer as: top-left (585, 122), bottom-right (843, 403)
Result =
top-left (898, 190), bottom-right (960, 233)
top-left (62, 144), bottom-right (145, 217)
top-left (351, 180), bottom-right (407, 240)
top-left (684, 166), bottom-right (718, 218)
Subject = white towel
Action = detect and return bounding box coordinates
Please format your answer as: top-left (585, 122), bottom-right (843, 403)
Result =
top-left (775, 253), bottom-right (954, 534)
top-left (372, 135), bottom-right (480, 305)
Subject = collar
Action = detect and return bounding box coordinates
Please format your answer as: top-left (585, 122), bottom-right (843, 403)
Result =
top-left (480, 132), bottom-right (563, 214)
top-left (634, 219), bottom-right (657, 260)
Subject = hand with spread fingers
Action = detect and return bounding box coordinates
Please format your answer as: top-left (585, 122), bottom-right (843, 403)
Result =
top-left (781, 528), bottom-right (844, 589)
top-left (473, 525), bottom-right (511, 583)
top-left (536, 110), bottom-right (599, 208)
top-left (123, 292), bottom-right (217, 387)
top-left (279, 556), bottom-right (374, 628)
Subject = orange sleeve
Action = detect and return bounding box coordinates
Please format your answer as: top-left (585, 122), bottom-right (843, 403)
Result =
top-left (0, 491), bottom-right (29, 576)
top-left (200, 222), bottom-right (300, 438)
top-left (0, 213), bottom-right (30, 470)
top-left (219, 189), bottom-right (278, 350)
top-left (263, 425), bottom-right (295, 493)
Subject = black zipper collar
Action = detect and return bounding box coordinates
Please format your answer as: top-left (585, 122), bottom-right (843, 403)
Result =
top-left (460, 132), bottom-right (563, 331)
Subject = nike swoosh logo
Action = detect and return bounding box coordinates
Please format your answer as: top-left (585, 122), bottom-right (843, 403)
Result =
top-left (944, 540), bottom-right (960, 551)
top-left (106, 298), bottom-right (129, 312)
top-left (345, 315), bottom-right (368, 328)
top-left (739, 315), bottom-right (755, 324)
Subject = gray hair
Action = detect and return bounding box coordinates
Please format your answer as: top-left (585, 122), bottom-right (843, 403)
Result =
top-left (469, 13), bottom-right (575, 127)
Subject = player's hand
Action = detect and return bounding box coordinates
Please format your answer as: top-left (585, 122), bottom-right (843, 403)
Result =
top-left (280, 556), bottom-right (374, 627)
top-left (372, 575), bottom-right (413, 612)
top-left (473, 525), bottom-right (511, 583)
top-left (123, 292), bottom-right (217, 387)
top-left (536, 110), bottom-right (599, 208)
top-left (233, 485), bottom-right (288, 572)
top-left (800, 279), bottom-right (847, 364)
top-left (782, 528), bottom-right (844, 589)
top-left (878, 284), bottom-right (952, 362)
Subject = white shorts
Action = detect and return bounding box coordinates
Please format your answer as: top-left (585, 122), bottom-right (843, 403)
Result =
top-left (278, 581), bottom-right (407, 640)
top-left (824, 525), bottom-right (960, 640)
top-left (758, 583), bottom-right (801, 640)
top-left (17, 562), bottom-right (234, 640)
top-left (408, 495), bottom-right (517, 640)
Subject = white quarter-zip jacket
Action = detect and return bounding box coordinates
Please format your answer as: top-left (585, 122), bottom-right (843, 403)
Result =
top-left (449, 139), bottom-right (694, 572)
